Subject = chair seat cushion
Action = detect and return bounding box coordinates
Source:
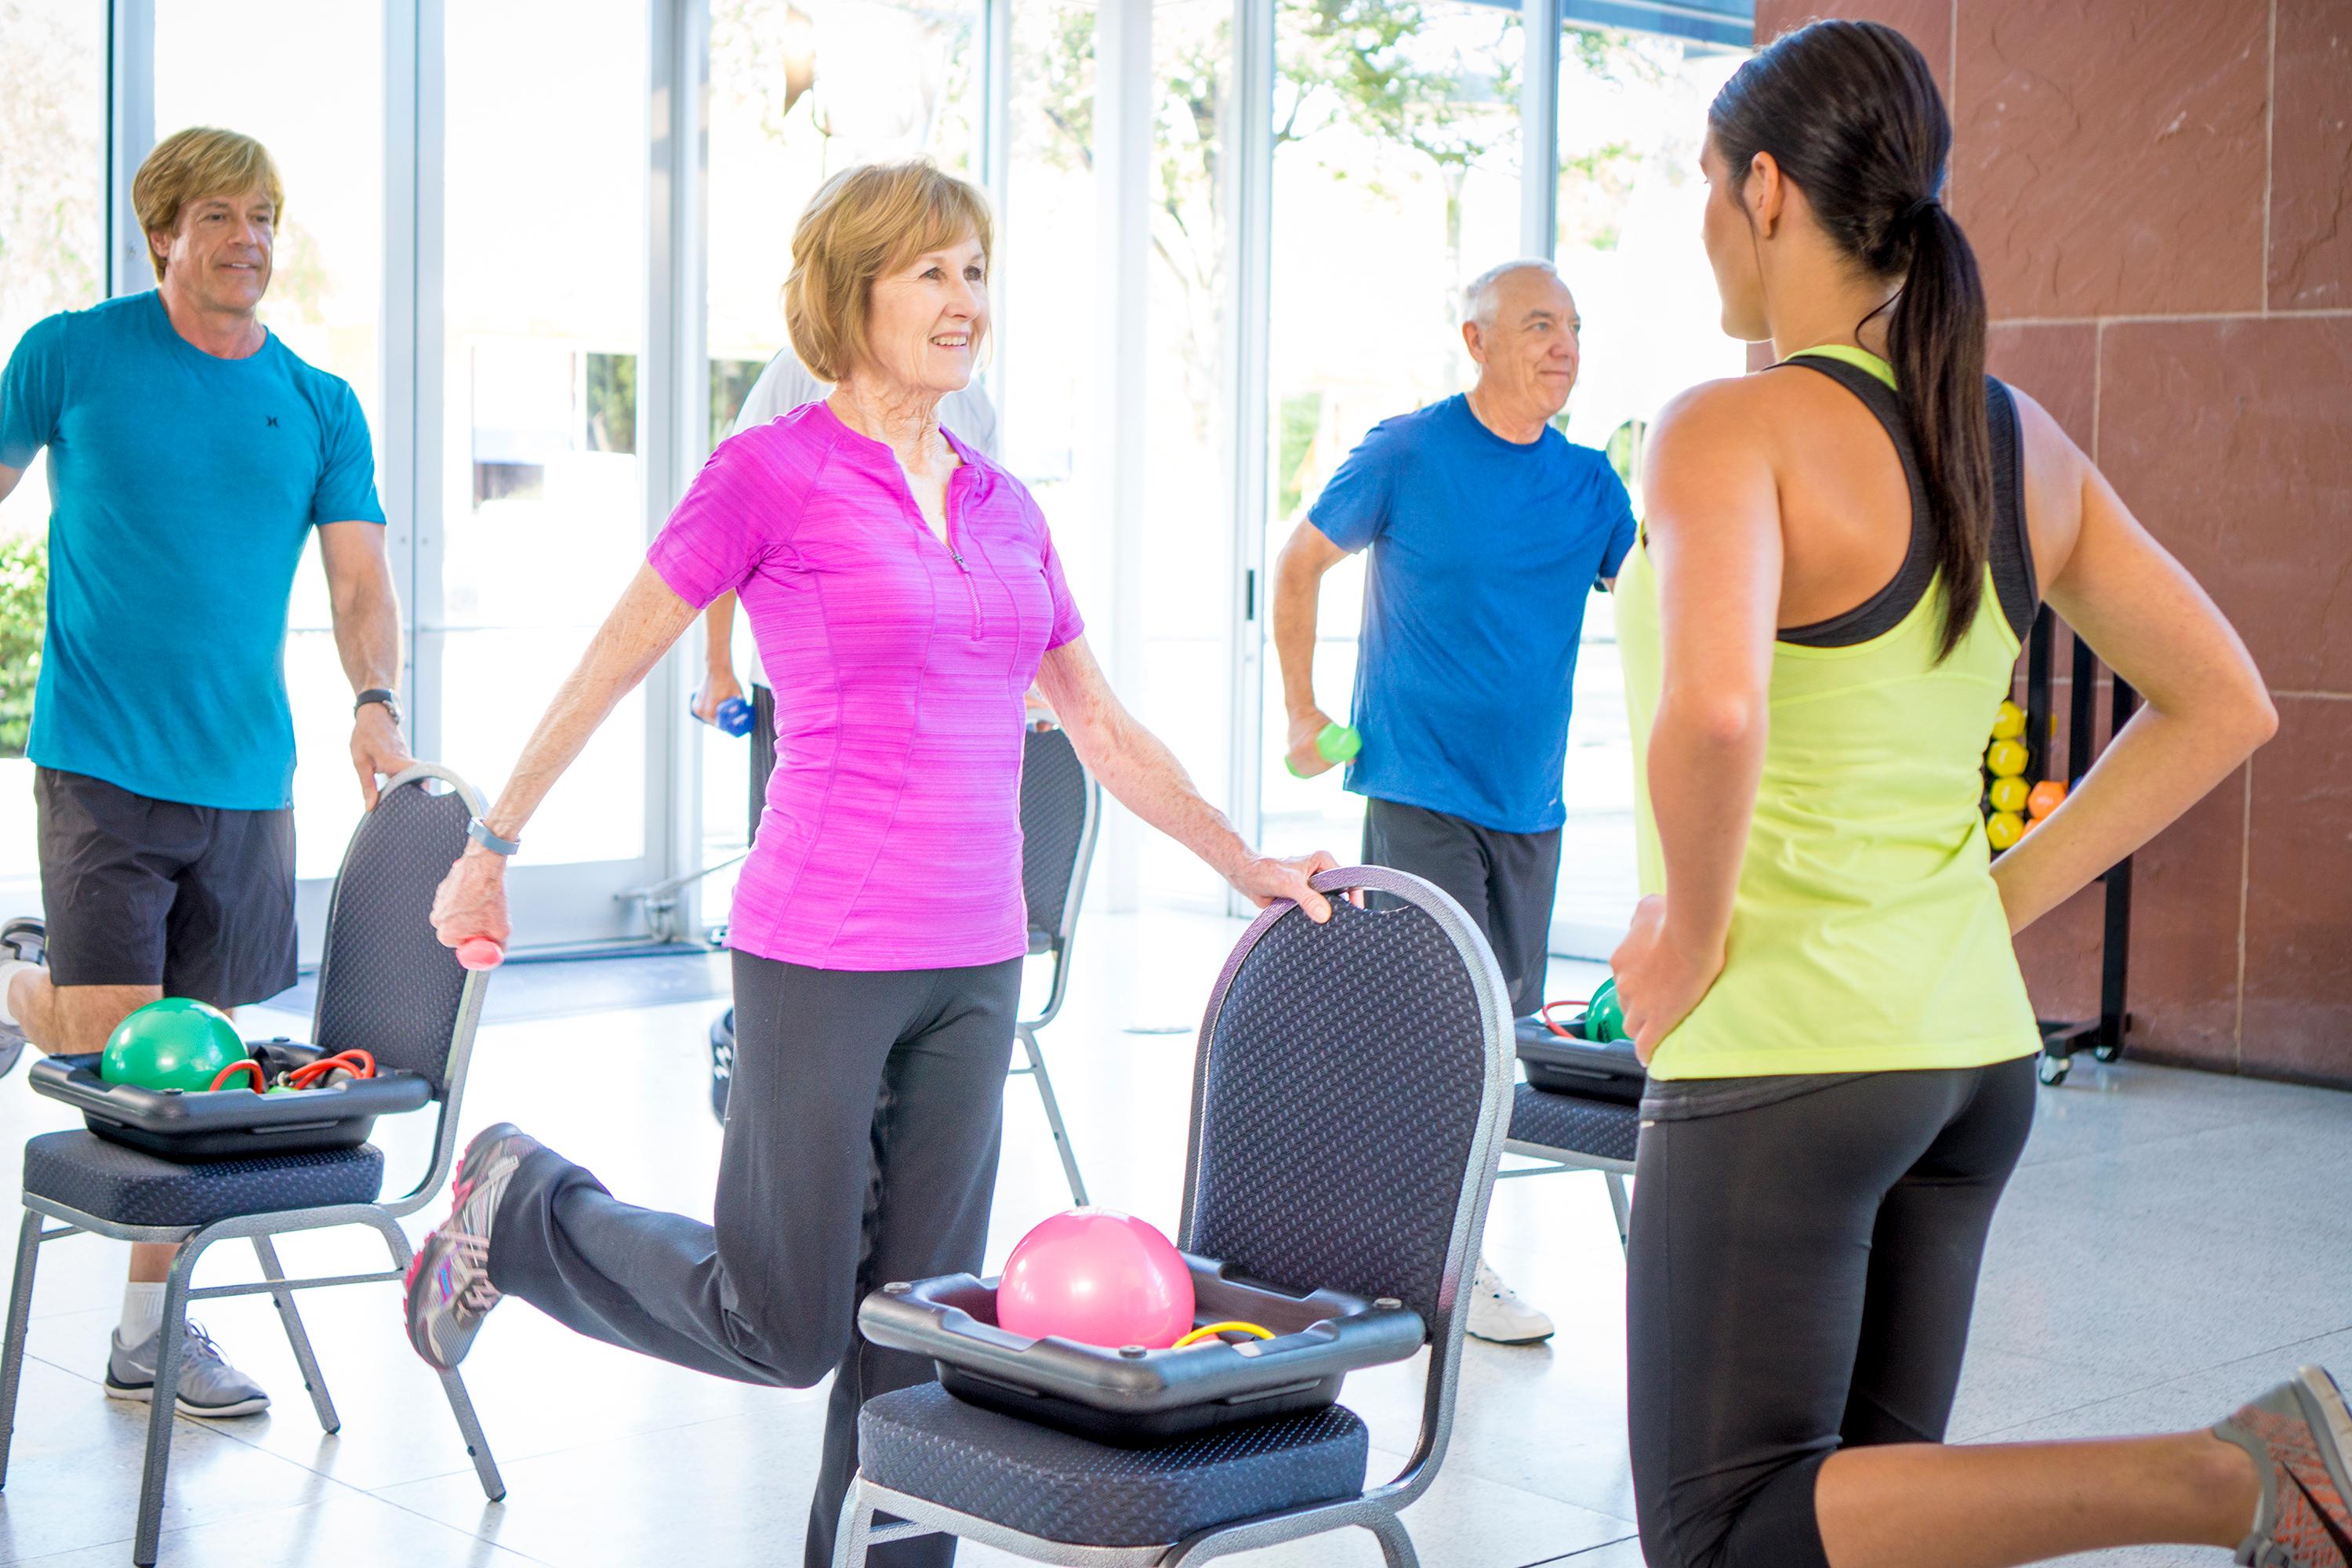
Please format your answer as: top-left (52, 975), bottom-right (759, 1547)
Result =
top-left (1508, 1083), bottom-right (1640, 1163)
top-left (858, 1382), bottom-right (1369, 1547)
top-left (24, 1131), bottom-right (385, 1229)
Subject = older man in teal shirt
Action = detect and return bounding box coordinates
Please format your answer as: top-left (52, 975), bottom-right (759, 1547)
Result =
top-left (0, 127), bottom-right (412, 1417)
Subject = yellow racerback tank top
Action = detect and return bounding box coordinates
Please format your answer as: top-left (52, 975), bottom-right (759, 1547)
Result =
top-left (1616, 346), bottom-right (2041, 1080)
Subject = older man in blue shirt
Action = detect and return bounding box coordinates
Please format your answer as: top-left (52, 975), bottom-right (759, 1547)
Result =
top-left (1271, 260), bottom-right (1636, 1343)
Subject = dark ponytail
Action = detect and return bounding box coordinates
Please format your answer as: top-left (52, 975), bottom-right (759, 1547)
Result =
top-left (1708, 20), bottom-right (1993, 660)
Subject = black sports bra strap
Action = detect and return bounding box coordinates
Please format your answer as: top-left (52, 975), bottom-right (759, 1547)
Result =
top-left (1772, 355), bottom-right (1938, 648)
top-left (1769, 355), bottom-right (2042, 648)
top-left (1984, 378), bottom-right (2040, 643)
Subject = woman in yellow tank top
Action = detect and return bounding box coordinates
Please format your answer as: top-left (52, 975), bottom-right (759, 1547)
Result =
top-left (1612, 21), bottom-right (2341, 1568)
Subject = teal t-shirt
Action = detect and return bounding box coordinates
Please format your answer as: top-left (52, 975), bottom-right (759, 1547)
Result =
top-left (0, 292), bottom-right (384, 810)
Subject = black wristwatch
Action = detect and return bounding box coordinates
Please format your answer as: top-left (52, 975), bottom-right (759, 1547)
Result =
top-left (354, 687), bottom-right (402, 724)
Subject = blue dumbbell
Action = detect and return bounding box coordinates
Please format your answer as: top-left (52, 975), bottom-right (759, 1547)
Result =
top-left (706, 695), bottom-right (754, 737)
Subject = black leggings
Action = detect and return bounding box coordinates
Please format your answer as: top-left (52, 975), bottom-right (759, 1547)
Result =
top-left (1628, 1059), bottom-right (2038, 1568)
top-left (489, 951), bottom-right (1022, 1568)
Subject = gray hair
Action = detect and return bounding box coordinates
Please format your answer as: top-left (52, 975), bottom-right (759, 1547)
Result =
top-left (1462, 259), bottom-right (1564, 328)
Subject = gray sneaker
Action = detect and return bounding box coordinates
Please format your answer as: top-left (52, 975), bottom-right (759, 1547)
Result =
top-left (103, 1321), bottom-right (270, 1419)
top-left (404, 1123), bottom-right (540, 1371)
top-left (2213, 1365), bottom-right (2352, 1566)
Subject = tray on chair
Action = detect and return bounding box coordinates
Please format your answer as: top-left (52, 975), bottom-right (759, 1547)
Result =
top-left (858, 1253), bottom-right (1425, 1446)
top-left (29, 1040), bottom-right (432, 1161)
top-left (1515, 1014), bottom-right (1646, 1104)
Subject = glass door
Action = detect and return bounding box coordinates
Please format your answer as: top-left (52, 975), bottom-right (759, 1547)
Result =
top-left (429, 0), bottom-right (666, 946)
top-left (154, 0), bottom-right (390, 964)
top-left (1254, 0), bottom-right (1523, 869)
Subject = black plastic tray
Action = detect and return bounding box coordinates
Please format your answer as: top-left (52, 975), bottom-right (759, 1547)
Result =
top-left (30, 1040), bottom-right (432, 1160)
top-left (1515, 1014), bottom-right (1646, 1104)
top-left (858, 1254), bottom-right (1425, 1446)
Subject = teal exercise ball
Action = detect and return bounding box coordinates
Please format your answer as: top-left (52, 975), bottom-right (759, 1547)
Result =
top-left (100, 998), bottom-right (245, 1092)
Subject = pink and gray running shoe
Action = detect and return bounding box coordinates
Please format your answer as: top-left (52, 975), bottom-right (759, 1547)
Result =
top-left (404, 1123), bottom-right (540, 1372)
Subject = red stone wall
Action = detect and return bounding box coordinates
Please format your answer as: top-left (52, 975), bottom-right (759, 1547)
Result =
top-left (1749, 0), bottom-right (2352, 1087)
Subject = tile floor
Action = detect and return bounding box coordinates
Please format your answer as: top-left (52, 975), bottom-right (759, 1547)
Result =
top-left (0, 907), bottom-right (2344, 1567)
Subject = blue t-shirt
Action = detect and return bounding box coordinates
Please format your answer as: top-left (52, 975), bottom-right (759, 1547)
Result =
top-left (1310, 394), bottom-right (1637, 834)
top-left (0, 292), bottom-right (383, 810)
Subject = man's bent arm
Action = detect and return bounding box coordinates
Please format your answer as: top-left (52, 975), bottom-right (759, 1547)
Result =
top-left (1271, 520), bottom-right (1348, 724)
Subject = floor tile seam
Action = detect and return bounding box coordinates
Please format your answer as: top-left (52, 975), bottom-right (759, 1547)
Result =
top-left (358, 1483), bottom-right (567, 1565)
top-left (1961, 1324), bottom-right (2352, 1442)
top-left (364, 1398), bottom-right (841, 1497)
top-left (1365, 1440), bottom-right (1639, 1532)
top-left (0, 1486), bottom-right (383, 1567)
top-left (1519, 1535), bottom-right (1641, 1566)
top-left (2009, 1116), bottom-right (2297, 1173)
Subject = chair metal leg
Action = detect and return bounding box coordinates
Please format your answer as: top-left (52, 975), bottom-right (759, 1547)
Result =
top-left (252, 1236), bottom-right (339, 1435)
top-left (132, 1243), bottom-right (203, 1566)
top-left (831, 1476), bottom-right (875, 1567)
top-left (370, 1215), bottom-right (504, 1502)
top-left (1366, 1511), bottom-right (1421, 1568)
top-left (1605, 1172), bottom-right (1631, 1251)
top-left (1018, 1025), bottom-right (1088, 1207)
top-left (0, 1208), bottom-right (44, 1488)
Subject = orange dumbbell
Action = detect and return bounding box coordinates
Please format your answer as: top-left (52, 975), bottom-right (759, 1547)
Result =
top-left (2026, 779), bottom-right (2067, 820)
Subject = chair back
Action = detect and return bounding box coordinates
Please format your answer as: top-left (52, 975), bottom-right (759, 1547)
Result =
top-left (1018, 724), bottom-right (1099, 953)
top-left (1177, 866), bottom-right (1512, 1501)
top-left (310, 764), bottom-right (492, 1114)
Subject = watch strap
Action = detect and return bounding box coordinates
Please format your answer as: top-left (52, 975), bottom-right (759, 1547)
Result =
top-left (354, 687), bottom-right (401, 718)
top-left (467, 818), bottom-right (521, 856)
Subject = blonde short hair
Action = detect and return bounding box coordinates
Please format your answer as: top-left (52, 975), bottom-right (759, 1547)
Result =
top-left (784, 162), bottom-right (993, 384)
top-left (132, 128), bottom-right (285, 282)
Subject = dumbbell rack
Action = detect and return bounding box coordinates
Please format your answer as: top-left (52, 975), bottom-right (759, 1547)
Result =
top-left (2020, 607), bottom-right (2136, 1087)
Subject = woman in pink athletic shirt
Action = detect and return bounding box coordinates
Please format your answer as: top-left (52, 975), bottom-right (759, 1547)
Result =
top-left (402, 162), bottom-right (1338, 1568)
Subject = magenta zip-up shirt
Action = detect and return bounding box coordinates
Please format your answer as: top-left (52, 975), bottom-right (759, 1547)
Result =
top-left (648, 401), bottom-right (1086, 971)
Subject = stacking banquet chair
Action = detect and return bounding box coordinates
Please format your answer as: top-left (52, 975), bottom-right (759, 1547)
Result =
top-left (834, 865), bottom-right (1515, 1567)
top-left (0, 764), bottom-right (506, 1566)
top-left (1498, 1074), bottom-right (1636, 1250)
top-left (709, 724), bottom-right (1104, 1206)
top-left (1011, 722), bottom-right (1103, 1206)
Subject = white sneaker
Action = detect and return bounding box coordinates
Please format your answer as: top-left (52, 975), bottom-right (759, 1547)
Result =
top-left (1465, 1258), bottom-right (1554, 1345)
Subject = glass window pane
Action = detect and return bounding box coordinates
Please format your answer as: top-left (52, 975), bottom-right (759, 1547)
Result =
top-left (1141, 0), bottom-right (1235, 908)
top-left (0, 0), bottom-right (106, 899)
top-left (1000, 0), bottom-right (1105, 924)
top-left (1552, 27), bottom-right (1749, 953)
top-left (1257, 0), bottom-right (1523, 869)
top-left (698, 0), bottom-right (982, 927)
top-left (440, 0), bottom-right (650, 868)
top-left (154, 0), bottom-right (387, 880)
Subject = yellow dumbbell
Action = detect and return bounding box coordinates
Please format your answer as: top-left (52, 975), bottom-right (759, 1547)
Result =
top-left (1986, 811), bottom-right (2026, 851)
top-left (1985, 739), bottom-right (2029, 779)
top-left (1987, 775), bottom-right (2029, 815)
top-left (1991, 699), bottom-right (2026, 741)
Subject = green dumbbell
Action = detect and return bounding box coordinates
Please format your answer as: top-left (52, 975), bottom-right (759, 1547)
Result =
top-left (1586, 977), bottom-right (1627, 1044)
top-left (1284, 723), bottom-right (1362, 779)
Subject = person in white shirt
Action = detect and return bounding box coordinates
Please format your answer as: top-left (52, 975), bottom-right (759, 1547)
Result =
top-left (692, 345), bottom-right (1002, 825)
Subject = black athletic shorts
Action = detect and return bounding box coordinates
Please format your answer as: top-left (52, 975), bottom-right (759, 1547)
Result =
top-left (1361, 796), bottom-right (1563, 1018)
top-left (34, 767), bottom-right (299, 1007)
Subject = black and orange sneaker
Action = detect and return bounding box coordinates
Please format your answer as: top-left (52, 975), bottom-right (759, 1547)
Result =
top-left (2215, 1365), bottom-right (2352, 1567)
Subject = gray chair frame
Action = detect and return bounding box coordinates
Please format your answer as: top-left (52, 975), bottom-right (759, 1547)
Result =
top-left (1500, 1109), bottom-right (1633, 1250)
top-left (834, 865), bottom-right (1515, 1567)
top-left (0, 764), bottom-right (505, 1566)
top-left (1008, 724), bottom-right (1103, 1206)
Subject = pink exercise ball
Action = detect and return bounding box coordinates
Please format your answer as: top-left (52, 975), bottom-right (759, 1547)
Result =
top-left (995, 1207), bottom-right (1196, 1349)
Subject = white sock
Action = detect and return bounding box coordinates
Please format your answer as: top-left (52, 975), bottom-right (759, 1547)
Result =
top-left (120, 1281), bottom-right (165, 1345)
top-left (0, 958), bottom-right (34, 1026)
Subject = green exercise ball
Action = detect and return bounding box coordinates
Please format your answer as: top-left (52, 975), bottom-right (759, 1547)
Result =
top-left (100, 998), bottom-right (245, 1092)
top-left (1586, 978), bottom-right (1627, 1044)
